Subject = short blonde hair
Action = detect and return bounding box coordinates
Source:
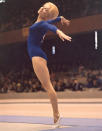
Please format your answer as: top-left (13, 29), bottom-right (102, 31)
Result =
top-left (44, 2), bottom-right (59, 19)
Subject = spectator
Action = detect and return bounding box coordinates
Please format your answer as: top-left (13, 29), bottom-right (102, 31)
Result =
top-left (70, 79), bottom-right (83, 91)
top-left (0, 62), bottom-right (102, 93)
top-left (15, 79), bottom-right (24, 92)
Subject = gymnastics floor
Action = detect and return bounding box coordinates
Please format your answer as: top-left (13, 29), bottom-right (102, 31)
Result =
top-left (0, 99), bottom-right (102, 131)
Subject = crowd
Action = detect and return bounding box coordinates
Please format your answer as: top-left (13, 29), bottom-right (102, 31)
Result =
top-left (0, 8), bottom-right (34, 32)
top-left (0, 64), bottom-right (102, 93)
top-left (0, 0), bottom-right (101, 32)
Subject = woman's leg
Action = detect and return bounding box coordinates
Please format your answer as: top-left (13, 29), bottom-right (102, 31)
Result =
top-left (32, 56), bottom-right (60, 123)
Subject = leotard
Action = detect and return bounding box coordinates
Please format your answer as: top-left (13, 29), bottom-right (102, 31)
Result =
top-left (27, 16), bottom-right (61, 61)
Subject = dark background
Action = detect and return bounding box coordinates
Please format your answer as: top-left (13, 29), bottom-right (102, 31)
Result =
top-left (0, 31), bottom-right (102, 72)
top-left (0, 0), bottom-right (102, 72)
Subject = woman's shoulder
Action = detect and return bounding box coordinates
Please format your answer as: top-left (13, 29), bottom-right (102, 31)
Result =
top-left (29, 21), bottom-right (45, 30)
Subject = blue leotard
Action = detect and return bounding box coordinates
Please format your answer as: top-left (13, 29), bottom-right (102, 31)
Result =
top-left (27, 16), bottom-right (61, 61)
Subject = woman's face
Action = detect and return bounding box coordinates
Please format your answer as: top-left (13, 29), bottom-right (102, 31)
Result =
top-left (38, 3), bottom-right (51, 19)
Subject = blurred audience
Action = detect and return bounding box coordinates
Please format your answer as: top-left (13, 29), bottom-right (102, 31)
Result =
top-left (0, 64), bottom-right (102, 93)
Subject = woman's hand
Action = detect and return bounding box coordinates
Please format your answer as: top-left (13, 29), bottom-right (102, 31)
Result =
top-left (60, 16), bottom-right (70, 26)
top-left (56, 29), bottom-right (72, 42)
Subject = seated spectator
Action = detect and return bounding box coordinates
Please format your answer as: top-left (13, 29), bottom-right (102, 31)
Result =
top-left (3, 82), bottom-right (8, 93)
top-left (96, 75), bottom-right (102, 87)
top-left (31, 83), bottom-right (38, 92)
top-left (78, 65), bottom-right (85, 77)
top-left (70, 79), bottom-right (83, 91)
top-left (55, 79), bottom-right (65, 92)
top-left (10, 81), bottom-right (16, 91)
top-left (35, 81), bottom-right (42, 91)
top-left (86, 77), bottom-right (93, 88)
top-left (23, 80), bottom-right (30, 92)
top-left (15, 79), bottom-right (24, 92)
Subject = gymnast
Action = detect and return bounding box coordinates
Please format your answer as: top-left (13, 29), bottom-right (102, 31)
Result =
top-left (27, 2), bottom-right (72, 127)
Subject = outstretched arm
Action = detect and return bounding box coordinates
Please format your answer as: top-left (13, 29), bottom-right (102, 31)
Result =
top-left (45, 22), bottom-right (72, 42)
top-left (56, 29), bottom-right (72, 42)
top-left (47, 16), bottom-right (61, 24)
top-left (47, 16), bottom-right (70, 26)
top-left (60, 16), bottom-right (70, 26)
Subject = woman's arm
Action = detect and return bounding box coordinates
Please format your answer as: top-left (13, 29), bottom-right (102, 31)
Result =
top-left (60, 16), bottom-right (70, 26)
top-left (47, 16), bottom-right (61, 24)
top-left (45, 22), bottom-right (72, 42)
top-left (56, 29), bottom-right (72, 42)
top-left (47, 16), bottom-right (70, 26)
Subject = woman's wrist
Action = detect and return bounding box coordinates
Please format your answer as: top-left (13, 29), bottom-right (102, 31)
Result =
top-left (56, 29), bottom-right (63, 35)
top-left (60, 16), bottom-right (70, 26)
top-left (60, 16), bottom-right (64, 20)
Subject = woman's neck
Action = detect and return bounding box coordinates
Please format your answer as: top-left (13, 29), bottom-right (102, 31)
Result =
top-left (36, 16), bottom-right (42, 22)
top-left (36, 16), bottom-right (49, 22)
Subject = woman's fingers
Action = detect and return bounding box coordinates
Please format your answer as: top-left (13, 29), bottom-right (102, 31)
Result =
top-left (60, 35), bottom-right (72, 42)
top-left (56, 29), bottom-right (72, 42)
top-left (59, 35), bottom-right (65, 41)
top-left (62, 33), bottom-right (72, 42)
top-left (65, 35), bottom-right (72, 41)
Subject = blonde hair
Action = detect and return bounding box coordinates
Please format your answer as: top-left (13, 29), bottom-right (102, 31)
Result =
top-left (44, 2), bottom-right (59, 19)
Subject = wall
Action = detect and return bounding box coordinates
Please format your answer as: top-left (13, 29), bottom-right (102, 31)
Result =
top-left (0, 14), bottom-right (102, 45)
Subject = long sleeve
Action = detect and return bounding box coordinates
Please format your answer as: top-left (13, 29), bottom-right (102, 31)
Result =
top-left (45, 22), bottom-right (58, 33)
top-left (29, 21), bottom-right (44, 30)
top-left (47, 16), bottom-right (61, 24)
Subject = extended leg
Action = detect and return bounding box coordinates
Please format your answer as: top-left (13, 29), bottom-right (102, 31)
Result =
top-left (32, 57), bottom-right (60, 123)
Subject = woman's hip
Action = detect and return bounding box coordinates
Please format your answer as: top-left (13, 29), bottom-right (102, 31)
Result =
top-left (27, 47), bottom-right (48, 61)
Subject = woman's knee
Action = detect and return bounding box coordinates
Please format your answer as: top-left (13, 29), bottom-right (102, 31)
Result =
top-left (42, 81), bottom-right (54, 91)
top-left (42, 81), bottom-right (51, 89)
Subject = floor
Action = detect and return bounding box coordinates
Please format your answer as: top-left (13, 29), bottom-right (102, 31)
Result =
top-left (0, 99), bottom-right (102, 131)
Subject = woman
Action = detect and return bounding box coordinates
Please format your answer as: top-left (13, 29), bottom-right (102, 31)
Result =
top-left (27, 2), bottom-right (72, 127)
